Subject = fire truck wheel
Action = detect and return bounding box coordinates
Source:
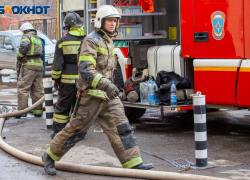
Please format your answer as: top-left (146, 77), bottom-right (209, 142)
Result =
top-left (113, 61), bottom-right (124, 89)
top-left (125, 107), bottom-right (146, 123)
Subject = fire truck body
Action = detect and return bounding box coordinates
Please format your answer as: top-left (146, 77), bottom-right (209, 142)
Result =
top-left (57, 0), bottom-right (250, 120)
top-left (182, 0), bottom-right (250, 109)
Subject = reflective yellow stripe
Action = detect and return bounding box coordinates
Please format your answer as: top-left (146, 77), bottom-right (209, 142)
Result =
top-left (126, 160), bottom-right (143, 169)
top-left (240, 67), bottom-right (250, 72)
top-left (194, 67), bottom-right (237, 72)
top-left (122, 157), bottom-right (143, 168)
top-left (112, 49), bottom-right (116, 55)
top-left (23, 62), bottom-right (43, 66)
top-left (33, 110), bottom-right (42, 115)
top-left (52, 74), bottom-right (61, 79)
top-left (52, 70), bottom-right (62, 75)
top-left (21, 38), bottom-right (30, 42)
top-left (91, 74), bottom-right (103, 88)
top-left (53, 113), bottom-right (69, 119)
top-left (79, 55), bottom-right (96, 67)
top-left (58, 41), bottom-right (81, 48)
top-left (18, 51), bottom-right (24, 57)
top-left (31, 43), bottom-right (34, 55)
top-left (31, 37), bottom-right (42, 48)
top-left (62, 45), bottom-right (80, 55)
top-left (87, 89), bottom-right (106, 98)
top-left (61, 79), bottom-right (76, 83)
top-left (47, 147), bottom-right (60, 161)
top-left (97, 47), bottom-right (109, 55)
top-left (53, 117), bottom-right (69, 123)
top-left (61, 74), bottom-right (79, 79)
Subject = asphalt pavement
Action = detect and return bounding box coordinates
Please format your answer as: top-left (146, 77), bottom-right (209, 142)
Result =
top-left (1, 69), bottom-right (250, 180)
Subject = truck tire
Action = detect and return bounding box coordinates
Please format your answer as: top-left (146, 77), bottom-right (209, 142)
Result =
top-left (113, 61), bottom-right (124, 89)
top-left (125, 107), bottom-right (146, 122)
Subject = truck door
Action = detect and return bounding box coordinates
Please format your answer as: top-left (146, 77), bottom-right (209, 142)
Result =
top-left (193, 0), bottom-right (244, 58)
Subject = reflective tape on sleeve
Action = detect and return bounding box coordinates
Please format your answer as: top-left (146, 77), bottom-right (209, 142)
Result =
top-left (79, 55), bottom-right (96, 67)
top-left (91, 74), bottom-right (103, 88)
top-left (97, 47), bottom-right (109, 55)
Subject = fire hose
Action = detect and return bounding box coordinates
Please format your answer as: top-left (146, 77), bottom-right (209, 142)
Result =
top-left (0, 91), bottom-right (229, 180)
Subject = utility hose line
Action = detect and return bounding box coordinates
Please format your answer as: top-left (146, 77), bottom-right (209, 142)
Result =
top-left (0, 92), bottom-right (229, 180)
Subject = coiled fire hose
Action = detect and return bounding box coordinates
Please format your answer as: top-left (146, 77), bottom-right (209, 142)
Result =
top-left (0, 90), bottom-right (229, 180)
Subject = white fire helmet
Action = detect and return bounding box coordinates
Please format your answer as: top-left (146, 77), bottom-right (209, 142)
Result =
top-left (94, 5), bottom-right (121, 29)
top-left (20, 23), bottom-right (35, 31)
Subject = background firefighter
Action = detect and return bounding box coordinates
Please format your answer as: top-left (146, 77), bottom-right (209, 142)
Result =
top-left (50, 12), bottom-right (86, 139)
top-left (16, 23), bottom-right (45, 118)
top-left (42, 5), bottom-right (154, 175)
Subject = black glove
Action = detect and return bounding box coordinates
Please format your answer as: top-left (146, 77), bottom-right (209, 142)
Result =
top-left (54, 80), bottom-right (60, 91)
top-left (104, 82), bottom-right (119, 100)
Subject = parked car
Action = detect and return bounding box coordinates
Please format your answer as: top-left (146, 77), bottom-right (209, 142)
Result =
top-left (0, 30), bottom-right (56, 71)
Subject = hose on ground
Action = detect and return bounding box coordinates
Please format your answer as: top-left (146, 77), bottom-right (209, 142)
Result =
top-left (0, 92), bottom-right (229, 180)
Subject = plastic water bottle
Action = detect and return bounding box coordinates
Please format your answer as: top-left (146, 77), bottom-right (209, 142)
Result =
top-left (148, 81), bottom-right (155, 105)
top-left (153, 81), bottom-right (159, 105)
top-left (170, 81), bottom-right (177, 107)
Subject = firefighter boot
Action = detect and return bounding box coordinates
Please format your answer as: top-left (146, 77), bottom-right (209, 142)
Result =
top-left (42, 152), bottom-right (57, 175)
top-left (132, 163), bottom-right (154, 170)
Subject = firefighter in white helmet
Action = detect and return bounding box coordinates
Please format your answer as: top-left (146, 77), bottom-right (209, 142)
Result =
top-left (16, 23), bottom-right (44, 118)
top-left (42, 5), bottom-right (154, 175)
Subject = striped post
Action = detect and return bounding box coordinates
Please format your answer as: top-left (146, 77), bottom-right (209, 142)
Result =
top-left (193, 92), bottom-right (207, 167)
top-left (43, 79), bottom-right (54, 129)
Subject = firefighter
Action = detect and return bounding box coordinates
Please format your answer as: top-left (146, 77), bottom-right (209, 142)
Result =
top-left (42, 5), bottom-right (154, 175)
top-left (50, 12), bottom-right (86, 139)
top-left (17, 23), bottom-right (44, 117)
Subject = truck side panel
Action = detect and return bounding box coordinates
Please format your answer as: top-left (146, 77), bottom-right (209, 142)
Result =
top-left (237, 60), bottom-right (250, 107)
top-left (180, 0), bottom-right (195, 58)
top-left (244, 0), bottom-right (250, 58)
top-left (194, 59), bottom-right (241, 106)
top-left (193, 0), bottom-right (244, 59)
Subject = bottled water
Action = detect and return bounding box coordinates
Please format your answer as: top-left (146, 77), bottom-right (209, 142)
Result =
top-left (153, 81), bottom-right (159, 105)
top-left (170, 81), bottom-right (177, 107)
top-left (148, 81), bottom-right (155, 105)
top-left (140, 82), bottom-right (149, 105)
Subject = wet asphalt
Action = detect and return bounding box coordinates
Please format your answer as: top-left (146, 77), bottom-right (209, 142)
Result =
top-left (1, 69), bottom-right (250, 180)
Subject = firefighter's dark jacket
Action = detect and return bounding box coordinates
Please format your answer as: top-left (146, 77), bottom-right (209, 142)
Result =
top-left (52, 33), bottom-right (86, 84)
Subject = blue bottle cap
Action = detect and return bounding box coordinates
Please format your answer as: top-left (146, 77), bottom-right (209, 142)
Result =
top-left (172, 81), bottom-right (175, 84)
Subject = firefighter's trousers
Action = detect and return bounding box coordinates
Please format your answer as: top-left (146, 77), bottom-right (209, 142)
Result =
top-left (52, 83), bottom-right (77, 133)
top-left (47, 94), bottom-right (143, 168)
top-left (17, 66), bottom-right (43, 115)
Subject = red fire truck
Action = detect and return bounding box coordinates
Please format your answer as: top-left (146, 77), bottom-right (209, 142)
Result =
top-left (57, 0), bottom-right (248, 121)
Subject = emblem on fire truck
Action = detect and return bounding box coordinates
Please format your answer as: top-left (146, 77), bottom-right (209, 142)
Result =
top-left (211, 11), bottom-right (226, 40)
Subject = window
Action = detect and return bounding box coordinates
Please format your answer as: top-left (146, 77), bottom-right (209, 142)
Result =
top-left (4, 36), bottom-right (12, 47)
top-left (0, 36), bottom-right (12, 49)
top-left (14, 35), bottom-right (22, 48)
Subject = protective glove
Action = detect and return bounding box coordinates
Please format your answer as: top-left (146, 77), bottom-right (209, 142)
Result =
top-left (104, 81), bottom-right (119, 100)
top-left (54, 80), bottom-right (60, 91)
